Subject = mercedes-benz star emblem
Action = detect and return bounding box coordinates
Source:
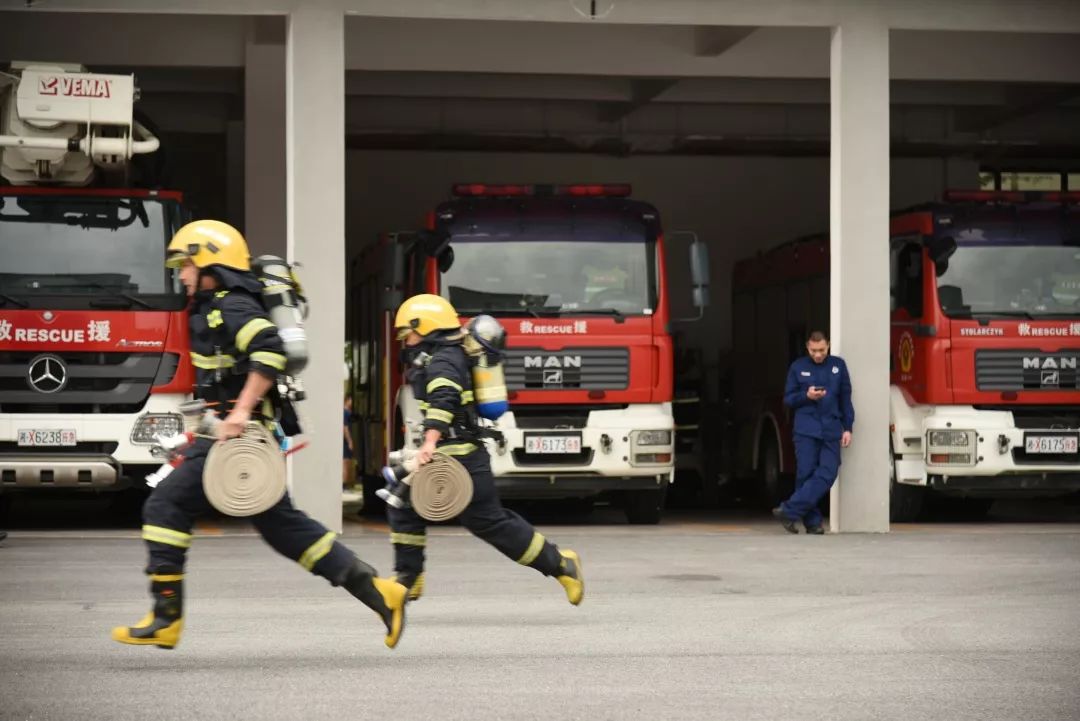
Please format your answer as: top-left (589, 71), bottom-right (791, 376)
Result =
top-left (27, 355), bottom-right (67, 394)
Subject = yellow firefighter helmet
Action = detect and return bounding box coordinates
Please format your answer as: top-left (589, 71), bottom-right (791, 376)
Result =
top-left (394, 294), bottom-right (460, 339)
top-left (166, 220), bottom-right (251, 272)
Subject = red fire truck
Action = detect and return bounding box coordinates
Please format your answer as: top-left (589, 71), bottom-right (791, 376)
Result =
top-left (348, 183), bottom-right (709, 523)
top-left (0, 63), bottom-right (192, 501)
top-left (732, 191), bottom-right (1080, 520)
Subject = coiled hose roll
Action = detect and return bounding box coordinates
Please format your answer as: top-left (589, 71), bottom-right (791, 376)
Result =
top-left (203, 423), bottom-right (286, 517)
top-left (410, 453), bottom-right (474, 522)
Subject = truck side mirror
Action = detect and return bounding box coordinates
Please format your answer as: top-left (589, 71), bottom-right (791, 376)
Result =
top-left (669, 230), bottom-right (710, 322)
top-left (437, 246), bottom-right (455, 273)
top-left (381, 235), bottom-right (405, 309)
top-left (926, 235), bottom-right (957, 276)
top-left (690, 239), bottom-right (710, 310)
top-left (417, 229), bottom-right (454, 272)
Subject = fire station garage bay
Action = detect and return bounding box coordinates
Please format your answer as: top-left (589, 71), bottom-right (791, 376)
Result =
top-left (2, 1), bottom-right (1080, 535)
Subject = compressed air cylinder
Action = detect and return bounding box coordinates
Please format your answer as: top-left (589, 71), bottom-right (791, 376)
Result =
top-left (473, 357), bottom-right (508, 421)
top-left (466, 315), bottom-right (509, 421)
top-left (253, 255), bottom-right (308, 374)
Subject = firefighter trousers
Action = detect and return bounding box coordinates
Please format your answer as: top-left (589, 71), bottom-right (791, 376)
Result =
top-left (387, 447), bottom-right (563, 584)
top-left (141, 439), bottom-right (356, 584)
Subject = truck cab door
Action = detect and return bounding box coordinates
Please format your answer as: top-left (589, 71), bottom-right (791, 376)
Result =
top-left (890, 237), bottom-right (927, 395)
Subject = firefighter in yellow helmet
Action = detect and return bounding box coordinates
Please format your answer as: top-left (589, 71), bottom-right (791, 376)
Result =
top-left (112, 219), bottom-right (406, 650)
top-left (388, 293), bottom-right (584, 606)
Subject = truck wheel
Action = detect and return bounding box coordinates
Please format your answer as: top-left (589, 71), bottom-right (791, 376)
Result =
top-left (758, 432), bottom-right (792, 507)
top-left (624, 487), bottom-right (666, 525)
top-left (889, 442), bottom-right (925, 522)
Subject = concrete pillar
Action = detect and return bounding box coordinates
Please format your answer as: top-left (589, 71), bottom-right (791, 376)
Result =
top-left (245, 16), bottom-right (287, 258)
top-left (286, 4), bottom-right (345, 531)
top-left (828, 18), bottom-right (891, 533)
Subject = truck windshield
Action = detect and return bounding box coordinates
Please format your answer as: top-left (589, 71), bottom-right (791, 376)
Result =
top-left (0, 194), bottom-right (179, 299)
top-left (937, 244), bottom-right (1080, 318)
top-left (442, 236), bottom-right (656, 316)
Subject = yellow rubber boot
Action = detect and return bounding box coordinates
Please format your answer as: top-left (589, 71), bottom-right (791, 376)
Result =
top-left (392, 572), bottom-right (425, 602)
top-left (556, 550), bottom-right (584, 606)
top-left (111, 574), bottom-right (184, 649)
top-left (372, 577), bottom-right (407, 648)
top-left (343, 560), bottom-right (407, 649)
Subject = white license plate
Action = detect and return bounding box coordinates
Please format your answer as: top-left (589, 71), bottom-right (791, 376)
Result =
top-left (1025, 435), bottom-right (1079, 454)
top-left (18, 429), bottom-right (77, 447)
top-left (524, 435), bottom-right (582, 454)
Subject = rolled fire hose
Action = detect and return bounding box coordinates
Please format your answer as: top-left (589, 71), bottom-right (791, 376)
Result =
top-left (409, 453), bottom-right (474, 523)
top-left (203, 423), bottom-right (287, 517)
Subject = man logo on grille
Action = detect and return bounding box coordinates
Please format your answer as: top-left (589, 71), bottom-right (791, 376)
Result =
top-left (543, 369), bottom-right (563, 386)
top-left (27, 355), bottom-right (67, 394)
top-left (1041, 370), bottom-right (1061, 388)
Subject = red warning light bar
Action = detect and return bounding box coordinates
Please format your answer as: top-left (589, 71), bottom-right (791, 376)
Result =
top-left (451, 183), bottom-right (632, 198)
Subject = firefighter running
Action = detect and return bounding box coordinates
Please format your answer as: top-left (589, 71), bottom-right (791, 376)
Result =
top-left (388, 294), bottom-right (585, 605)
top-left (111, 220), bottom-right (406, 650)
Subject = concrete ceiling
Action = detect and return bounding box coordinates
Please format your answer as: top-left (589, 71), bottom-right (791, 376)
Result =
top-left (2, 10), bottom-right (1079, 158)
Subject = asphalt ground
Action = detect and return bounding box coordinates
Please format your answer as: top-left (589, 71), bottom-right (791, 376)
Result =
top-left (1, 501), bottom-right (1078, 721)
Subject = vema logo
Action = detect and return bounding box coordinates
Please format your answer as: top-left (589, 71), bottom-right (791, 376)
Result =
top-left (38, 75), bottom-right (112, 98)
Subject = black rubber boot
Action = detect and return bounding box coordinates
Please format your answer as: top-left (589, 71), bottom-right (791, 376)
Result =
top-left (342, 560), bottom-right (407, 648)
top-left (111, 574), bottom-right (184, 649)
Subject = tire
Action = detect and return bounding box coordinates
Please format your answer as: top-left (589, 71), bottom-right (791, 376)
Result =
top-left (757, 432), bottom-right (792, 508)
top-left (889, 441), bottom-right (925, 522)
top-left (624, 486), bottom-right (666, 525)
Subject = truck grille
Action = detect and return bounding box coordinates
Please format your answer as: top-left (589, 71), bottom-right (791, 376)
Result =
top-left (0, 351), bottom-right (178, 414)
top-left (503, 347), bottom-right (629, 391)
top-left (975, 349), bottom-right (1080, 391)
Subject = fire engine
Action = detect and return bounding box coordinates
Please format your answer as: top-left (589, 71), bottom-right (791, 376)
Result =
top-left (0, 63), bottom-right (192, 502)
top-left (348, 183), bottom-right (709, 523)
top-left (732, 191), bottom-right (1080, 520)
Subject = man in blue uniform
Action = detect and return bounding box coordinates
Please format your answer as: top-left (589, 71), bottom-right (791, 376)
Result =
top-left (773, 331), bottom-right (854, 534)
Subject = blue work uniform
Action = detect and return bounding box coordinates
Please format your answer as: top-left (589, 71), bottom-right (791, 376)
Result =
top-left (779, 354), bottom-right (855, 527)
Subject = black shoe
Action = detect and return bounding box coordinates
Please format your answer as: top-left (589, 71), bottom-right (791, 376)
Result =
top-left (805, 524), bottom-right (825, 535)
top-left (771, 507), bottom-right (799, 534)
top-left (0, 530), bottom-right (7, 543)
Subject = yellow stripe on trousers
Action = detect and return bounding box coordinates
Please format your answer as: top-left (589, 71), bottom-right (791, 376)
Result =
top-left (298, 532), bottom-right (336, 571)
top-left (516, 532), bottom-right (545, 566)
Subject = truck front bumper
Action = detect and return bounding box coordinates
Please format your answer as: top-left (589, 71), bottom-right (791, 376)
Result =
top-left (485, 403), bottom-right (674, 498)
top-left (0, 394), bottom-right (186, 490)
top-left (917, 406), bottom-right (1080, 494)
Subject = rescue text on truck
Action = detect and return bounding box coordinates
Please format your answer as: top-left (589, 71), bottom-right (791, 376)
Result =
top-left (0, 62), bottom-right (192, 496)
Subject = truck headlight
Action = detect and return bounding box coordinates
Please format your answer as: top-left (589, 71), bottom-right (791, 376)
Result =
top-left (928, 430), bottom-right (972, 448)
top-left (635, 430), bottom-right (672, 446)
top-left (131, 413), bottom-right (184, 444)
